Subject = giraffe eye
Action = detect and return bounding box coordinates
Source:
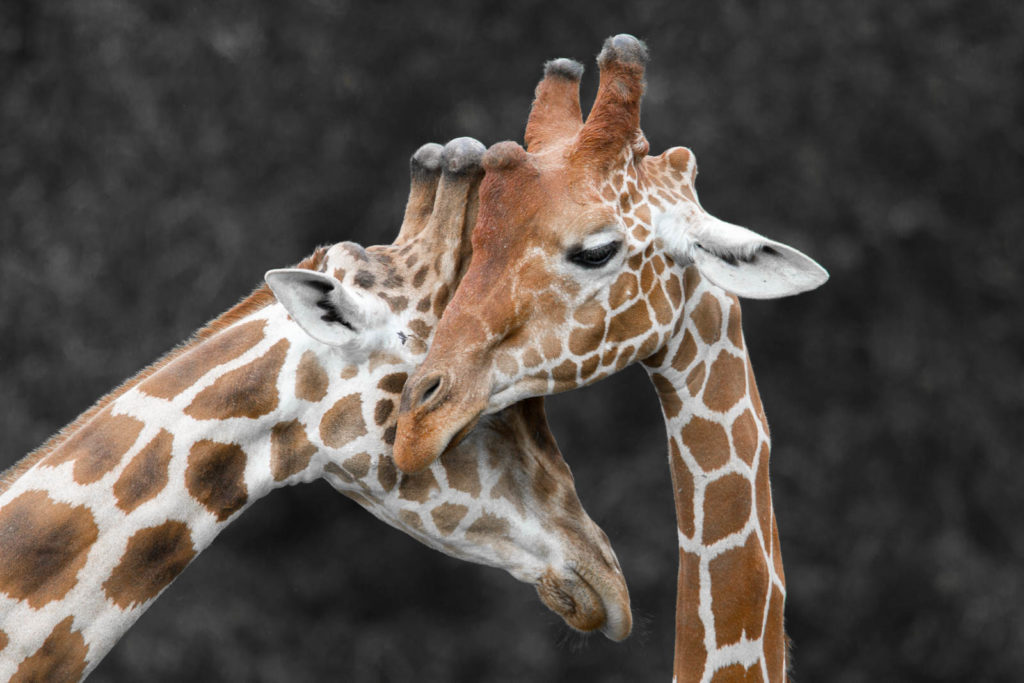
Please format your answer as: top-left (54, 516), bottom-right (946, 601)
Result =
top-left (568, 241), bottom-right (621, 269)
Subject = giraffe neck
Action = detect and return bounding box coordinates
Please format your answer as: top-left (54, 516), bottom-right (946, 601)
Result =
top-left (0, 302), bottom-right (346, 679)
top-left (641, 269), bottom-right (787, 682)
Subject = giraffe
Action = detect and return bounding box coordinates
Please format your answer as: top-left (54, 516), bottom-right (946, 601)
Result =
top-left (0, 138), bottom-right (632, 681)
top-left (393, 37), bottom-right (828, 682)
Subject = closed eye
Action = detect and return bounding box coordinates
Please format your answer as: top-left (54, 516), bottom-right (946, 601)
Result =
top-left (568, 241), bottom-right (621, 269)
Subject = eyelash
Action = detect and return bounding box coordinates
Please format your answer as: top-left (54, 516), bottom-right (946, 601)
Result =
top-left (568, 241), bottom-right (621, 269)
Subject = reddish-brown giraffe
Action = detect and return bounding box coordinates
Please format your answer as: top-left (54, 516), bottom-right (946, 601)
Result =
top-left (394, 38), bottom-right (828, 681)
top-left (0, 139), bottom-right (631, 680)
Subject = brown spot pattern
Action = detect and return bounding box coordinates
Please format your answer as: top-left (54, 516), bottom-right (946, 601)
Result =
top-left (692, 292), bottom-right (723, 344)
top-left (551, 359), bottom-right (577, 383)
top-left (704, 351), bottom-right (747, 413)
top-left (377, 372), bottom-right (408, 395)
top-left (377, 456), bottom-right (398, 492)
top-left (765, 586), bottom-right (786, 682)
top-left (11, 616), bottom-right (88, 683)
top-left (609, 272), bottom-right (639, 309)
top-left (374, 399), bottom-right (394, 425)
top-left (681, 416), bottom-right (730, 472)
top-left (398, 469), bottom-right (440, 503)
top-left (398, 510), bottom-right (423, 532)
top-left (756, 445), bottom-right (773, 553)
top-left (295, 351), bottom-right (329, 402)
top-left (186, 440), bottom-right (249, 521)
top-left (703, 474), bottom-right (752, 545)
top-left (711, 664), bottom-right (763, 682)
top-left (607, 300), bottom-right (651, 343)
top-left (320, 394), bottom-right (367, 448)
top-left (649, 282), bottom-right (673, 325)
top-left (651, 373), bottom-right (682, 419)
top-left (442, 455), bottom-right (481, 496)
top-left (675, 549), bottom-right (706, 683)
top-left (732, 410), bottom-right (759, 468)
top-left (186, 339), bottom-right (289, 420)
top-left (139, 319), bottom-right (266, 399)
top-left (343, 452), bottom-right (372, 480)
top-left (114, 429), bottom-right (174, 512)
top-left (103, 520), bottom-right (196, 609)
top-left (686, 362), bottom-right (707, 396)
top-left (0, 491), bottom-right (98, 608)
top-left (431, 503), bottom-right (469, 536)
top-left (669, 438), bottom-right (695, 538)
top-left (466, 513), bottom-right (510, 541)
top-left (726, 296), bottom-right (745, 349)
top-left (671, 330), bottom-right (697, 372)
top-left (270, 420), bottom-right (317, 481)
top-left (709, 535), bottom-right (769, 646)
top-left (45, 410), bottom-right (145, 485)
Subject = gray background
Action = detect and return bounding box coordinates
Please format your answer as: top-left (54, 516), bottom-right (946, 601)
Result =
top-left (2, 1), bottom-right (1021, 680)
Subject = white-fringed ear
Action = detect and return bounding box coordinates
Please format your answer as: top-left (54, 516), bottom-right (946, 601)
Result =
top-left (655, 209), bottom-right (829, 299)
top-left (266, 268), bottom-right (391, 348)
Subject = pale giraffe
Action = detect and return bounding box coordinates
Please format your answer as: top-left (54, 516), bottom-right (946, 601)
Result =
top-left (0, 138), bottom-right (631, 681)
top-left (393, 37), bottom-right (828, 682)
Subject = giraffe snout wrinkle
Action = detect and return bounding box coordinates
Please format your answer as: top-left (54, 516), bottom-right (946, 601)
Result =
top-left (402, 372), bottom-right (448, 414)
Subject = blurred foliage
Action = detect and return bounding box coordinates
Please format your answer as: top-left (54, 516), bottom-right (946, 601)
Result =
top-left (2, 0), bottom-right (1022, 681)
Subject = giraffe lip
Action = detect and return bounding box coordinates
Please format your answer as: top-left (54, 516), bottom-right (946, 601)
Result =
top-left (535, 564), bottom-right (632, 642)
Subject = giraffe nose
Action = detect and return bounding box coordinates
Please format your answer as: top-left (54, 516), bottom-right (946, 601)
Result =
top-left (403, 372), bottom-right (448, 413)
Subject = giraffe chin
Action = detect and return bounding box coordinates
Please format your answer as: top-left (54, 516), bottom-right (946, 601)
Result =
top-left (535, 566), bottom-right (632, 642)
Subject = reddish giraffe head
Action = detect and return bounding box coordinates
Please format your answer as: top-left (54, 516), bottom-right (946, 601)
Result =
top-left (393, 35), bottom-right (827, 473)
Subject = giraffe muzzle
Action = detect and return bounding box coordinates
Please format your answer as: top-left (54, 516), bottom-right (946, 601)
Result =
top-left (535, 564), bottom-right (632, 642)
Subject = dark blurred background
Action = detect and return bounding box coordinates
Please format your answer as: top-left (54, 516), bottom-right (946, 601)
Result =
top-left (2, 1), bottom-right (1021, 681)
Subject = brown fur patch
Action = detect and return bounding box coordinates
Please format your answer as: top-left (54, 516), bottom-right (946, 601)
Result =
top-left (649, 282), bottom-right (673, 326)
top-left (416, 294), bottom-right (432, 312)
top-left (692, 292), bottom-right (723, 344)
top-left (0, 629), bottom-right (7, 652)
top-left (377, 372), bottom-right (408, 395)
top-left (640, 260), bottom-right (655, 292)
top-left (748, 361), bottom-right (769, 434)
top-left (732, 410), bottom-right (759, 468)
top-left (569, 320), bottom-right (605, 356)
top-left (608, 272), bottom-right (639, 309)
top-left (114, 429), bottom-right (174, 512)
top-left (683, 265), bottom-right (701, 301)
top-left (711, 664), bottom-right (763, 682)
top-left (541, 333), bottom-right (562, 360)
top-left (651, 373), bottom-right (682, 419)
top-left (374, 399), bottom-right (394, 426)
top-left (674, 549), bottom-right (706, 682)
top-left (726, 295), bottom-right (745, 349)
top-left (681, 416), bottom-right (730, 471)
top-left (139, 319), bottom-right (268, 400)
top-left (431, 503), bottom-right (469, 536)
top-left (703, 474), bottom-right (752, 545)
top-left (185, 339), bottom-right (289, 420)
top-left (580, 354), bottom-right (600, 379)
top-left (496, 352), bottom-right (519, 376)
top-left (523, 347), bottom-right (543, 368)
top-left (466, 512), bottom-right (510, 540)
top-left (490, 470), bottom-right (526, 515)
top-left (442, 453), bottom-right (482, 496)
top-left (398, 469), bottom-right (440, 503)
top-left (704, 351), bottom-right (747, 413)
top-left (756, 445), bottom-right (774, 557)
top-left (0, 491), bottom-right (98, 608)
top-left (295, 350), bottom-right (329, 402)
top-left (270, 420), bottom-right (317, 481)
top-left (669, 438), bottom-right (695, 538)
top-left (44, 410), bottom-right (145, 485)
top-left (710, 534), bottom-right (769, 647)
top-left (319, 394), bottom-right (367, 448)
top-left (325, 461), bottom-right (354, 484)
top-left (11, 616), bottom-right (88, 683)
top-left (185, 440), bottom-right (249, 521)
top-left (765, 585), bottom-right (787, 682)
top-left (551, 359), bottom-right (578, 383)
top-left (343, 452), bottom-right (372, 480)
top-left (341, 364), bottom-right (359, 379)
top-left (432, 283), bottom-right (451, 319)
top-left (666, 273), bottom-right (683, 308)
top-left (686, 362), bottom-right (707, 396)
top-left (398, 510), bottom-right (423, 532)
top-left (607, 300), bottom-right (651, 343)
top-left (377, 456), bottom-right (398, 492)
top-left (671, 330), bottom-right (697, 373)
top-left (103, 520), bottom-right (196, 608)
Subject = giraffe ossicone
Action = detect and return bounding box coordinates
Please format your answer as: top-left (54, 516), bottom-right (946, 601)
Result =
top-left (0, 137), bottom-right (630, 680)
top-left (394, 35), bottom-right (828, 682)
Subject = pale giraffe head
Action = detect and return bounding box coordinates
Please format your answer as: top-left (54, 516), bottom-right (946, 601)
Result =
top-left (393, 36), bottom-right (828, 472)
top-left (0, 139), bottom-right (629, 677)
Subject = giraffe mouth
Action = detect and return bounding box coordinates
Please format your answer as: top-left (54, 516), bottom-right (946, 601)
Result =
top-left (535, 565), bottom-right (632, 641)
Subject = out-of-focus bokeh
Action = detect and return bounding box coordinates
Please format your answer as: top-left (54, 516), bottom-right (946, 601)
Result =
top-left (2, 1), bottom-right (1021, 681)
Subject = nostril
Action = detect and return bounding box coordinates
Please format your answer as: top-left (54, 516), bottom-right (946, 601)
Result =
top-left (421, 377), bottom-right (441, 402)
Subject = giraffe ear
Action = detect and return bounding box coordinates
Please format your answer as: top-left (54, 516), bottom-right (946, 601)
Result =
top-left (266, 268), bottom-right (389, 347)
top-left (657, 211), bottom-right (829, 299)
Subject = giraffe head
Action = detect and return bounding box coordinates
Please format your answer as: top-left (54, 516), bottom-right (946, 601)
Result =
top-left (263, 139), bottom-right (631, 639)
top-left (393, 35), bottom-right (828, 473)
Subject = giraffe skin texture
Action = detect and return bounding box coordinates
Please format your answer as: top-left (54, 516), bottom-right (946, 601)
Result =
top-left (0, 138), bottom-right (631, 681)
top-left (394, 36), bottom-right (827, 682)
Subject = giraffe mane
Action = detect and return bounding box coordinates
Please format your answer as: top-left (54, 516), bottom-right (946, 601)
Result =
top-left (0, 247), bottom-right (329, 494)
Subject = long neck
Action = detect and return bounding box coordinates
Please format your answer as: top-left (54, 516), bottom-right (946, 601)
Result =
top-left (0, 303), bottom-right (326, 680)
top-left (644, 269), bottom-right (787, 682)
